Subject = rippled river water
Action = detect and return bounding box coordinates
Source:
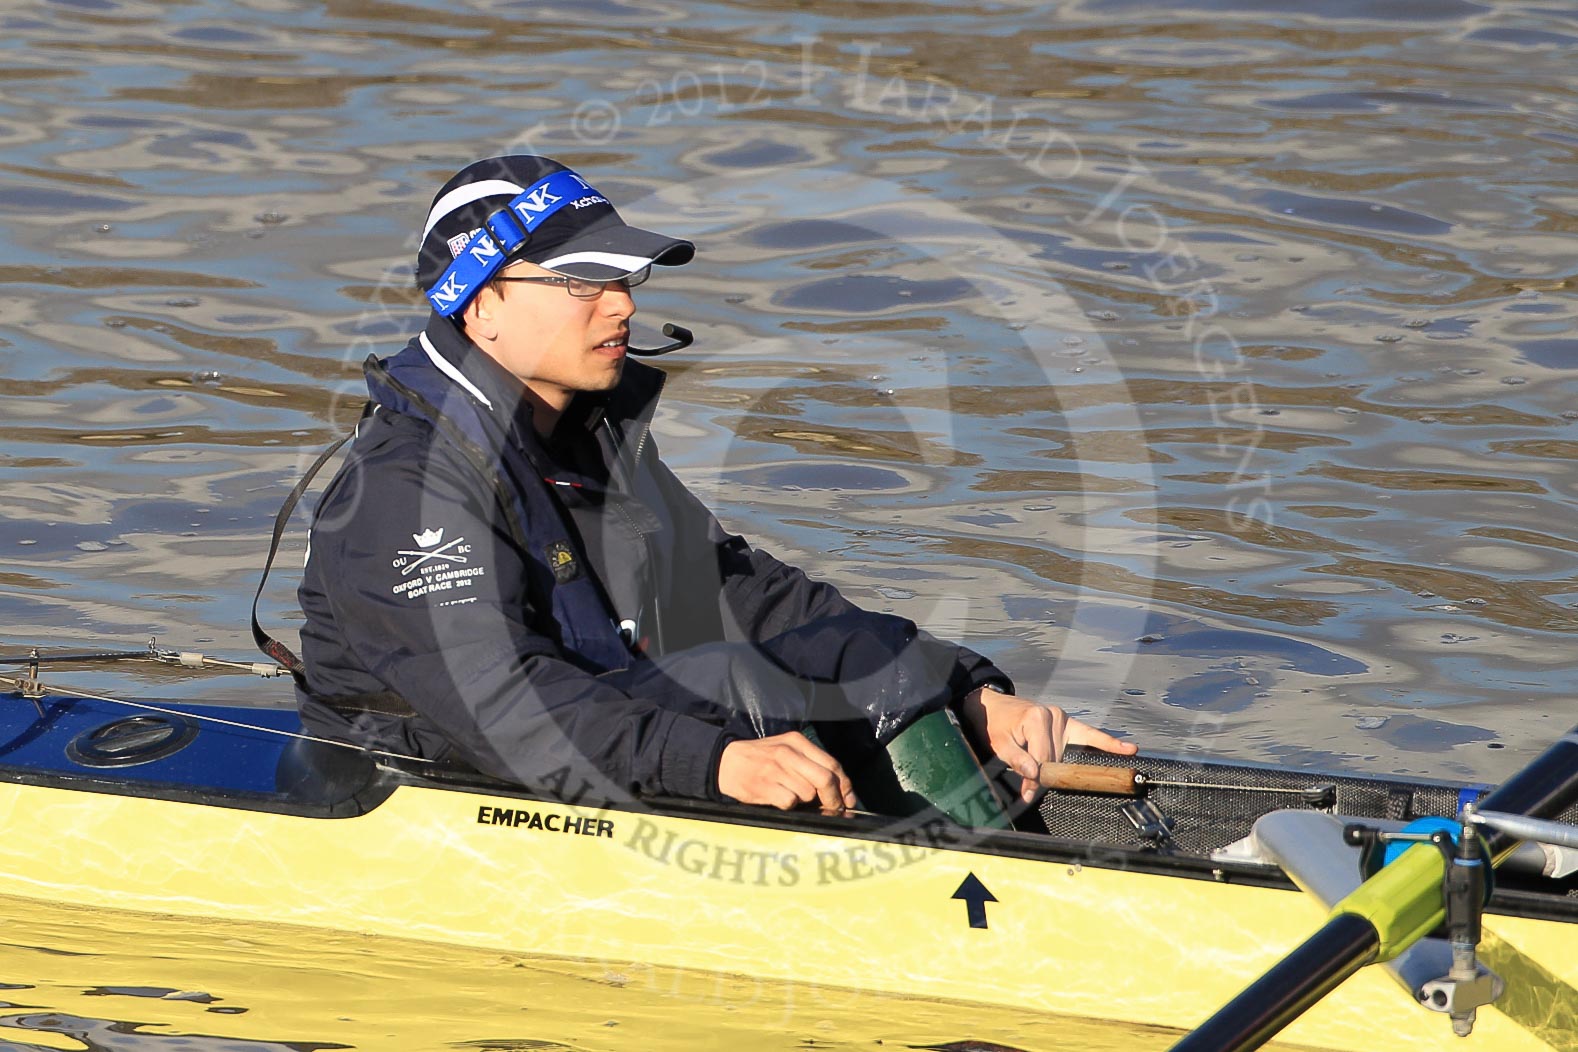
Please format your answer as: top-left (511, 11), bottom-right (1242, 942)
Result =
top-left (0, 0), bottom-right (1574, 1047)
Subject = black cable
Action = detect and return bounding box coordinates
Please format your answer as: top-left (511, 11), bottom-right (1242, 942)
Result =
top-left (0, 650), bottom-right (153, 664)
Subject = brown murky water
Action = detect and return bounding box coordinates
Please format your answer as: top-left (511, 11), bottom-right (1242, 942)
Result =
top-left (0, 0), bottom-right (1574, 1046)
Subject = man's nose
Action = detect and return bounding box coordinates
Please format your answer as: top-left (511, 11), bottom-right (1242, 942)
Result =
top-left (601, 285), bottom-right (636, 319)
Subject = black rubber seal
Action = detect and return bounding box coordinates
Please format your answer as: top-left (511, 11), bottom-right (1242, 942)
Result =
top-left (66, 714), bottom-right (198, 768)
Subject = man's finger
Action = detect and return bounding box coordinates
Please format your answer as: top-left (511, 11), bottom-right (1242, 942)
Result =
top-left (771, 766), bottom-right (823, 808)
top-left (810, 767), bottom-right (845, 812)
top-left (994, 735), bottom-right (1038, 785)
top-left (771, 785), bottom-right (803, 810)
top-left (1067, 719), bottom-right (1139, 755)
top-left (1020, 709), bottom-right (1055, 770)
top-left (782, 733), bottom-right (857, 809)
top-left (1016, 714), bottom-right (1056, 805)
top-left (781, 730), bottom-right (843, 769)
top-left (835, 766), bottom-right (857, 810)
top-left (781, 747), bottom-right (848, 812)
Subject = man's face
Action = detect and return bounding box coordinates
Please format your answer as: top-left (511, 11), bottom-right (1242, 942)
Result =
top-left (465, 259), bottom-right (634, 409)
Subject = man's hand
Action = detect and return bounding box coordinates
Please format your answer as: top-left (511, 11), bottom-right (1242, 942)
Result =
top-left (718, 731), bottom-right (858, 812)
top-left (960, 687), bottom-right (1138, 804)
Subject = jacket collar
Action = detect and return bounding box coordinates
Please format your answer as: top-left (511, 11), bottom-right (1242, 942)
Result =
top-left (410, 312), bottom-right (667, 447)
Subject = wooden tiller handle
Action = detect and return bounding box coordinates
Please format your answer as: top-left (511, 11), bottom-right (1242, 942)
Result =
top-left (1037, 762), bottom-right (1140, 795)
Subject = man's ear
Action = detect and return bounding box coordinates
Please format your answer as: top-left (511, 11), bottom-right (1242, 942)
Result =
top-left (462, 287), bottom-right (498, 342)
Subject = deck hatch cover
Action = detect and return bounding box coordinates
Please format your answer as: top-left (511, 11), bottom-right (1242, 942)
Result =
top-left (67, 714), bottom-right (199, 767)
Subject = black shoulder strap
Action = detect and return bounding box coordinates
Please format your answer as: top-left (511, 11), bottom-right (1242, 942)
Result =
top-left (363, 354), bottom-right (532, 551)
top-left (251, 416), bottom-right (364, 679)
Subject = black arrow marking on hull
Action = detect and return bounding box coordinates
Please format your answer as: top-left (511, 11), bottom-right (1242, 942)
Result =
top-left (951, 871), bottom-right (997, 929)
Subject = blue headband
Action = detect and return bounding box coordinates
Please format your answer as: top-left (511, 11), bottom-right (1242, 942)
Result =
top-left (426, 170), bottom-right (602, 317)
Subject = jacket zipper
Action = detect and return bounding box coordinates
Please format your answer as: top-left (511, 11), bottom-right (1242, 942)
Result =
top-left (604, 416), bottom-right (664, 655)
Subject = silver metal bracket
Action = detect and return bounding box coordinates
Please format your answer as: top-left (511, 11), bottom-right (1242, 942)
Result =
top-left (1120, 797), bottom-right (1176, 850)
top-left (19, 648), bottom-right (46, 715)
top-left (1418, 965), bottom-right (1505, 1036)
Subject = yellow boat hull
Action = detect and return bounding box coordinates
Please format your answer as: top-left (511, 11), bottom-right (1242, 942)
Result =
top-left (2, 779), bottom-right (1570, 1051)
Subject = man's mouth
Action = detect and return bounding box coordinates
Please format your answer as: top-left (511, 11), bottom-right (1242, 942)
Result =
top-left (595, 334), bottom-right (627, 351)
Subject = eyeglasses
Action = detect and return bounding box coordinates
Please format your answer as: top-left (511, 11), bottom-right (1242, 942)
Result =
top-left (493, 265), bottom-right (651, 299)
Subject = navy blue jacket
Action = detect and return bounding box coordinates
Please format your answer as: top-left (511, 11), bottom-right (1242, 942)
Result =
top-left (296, 315), bottom-right (1010, 802)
